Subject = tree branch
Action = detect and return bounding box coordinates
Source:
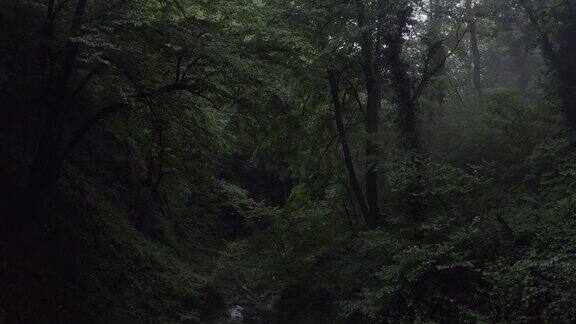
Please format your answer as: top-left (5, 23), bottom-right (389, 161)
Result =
top-left (70, 65), bottom-right (104, 99)
top-left (53, 0), bottom-right (72, 19)
top-left (344, 77), bottom-right (366, 119)
top-left (414, 20), bottom-right (467, 99)
top-left (172, 0), bottom-right (189, 20)
top-left (62, 102), bottom-right (129, 157)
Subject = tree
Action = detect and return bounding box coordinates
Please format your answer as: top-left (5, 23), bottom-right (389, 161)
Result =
top-left (327, 67), bottom-right (372, 224)
top-left (466, 0), bottom-right (482, 92)
top-left (426, 0), bottom-right (449, 105)
top-left (521, 0), bottom-right (576, 148)
top-left (3, 0), bottom-right (288, 225)
top-left (355, 0), bottom-right (383, 228)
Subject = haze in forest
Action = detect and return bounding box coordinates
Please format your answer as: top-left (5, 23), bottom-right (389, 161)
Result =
top-left (1, 0), bottom-right (575, 322)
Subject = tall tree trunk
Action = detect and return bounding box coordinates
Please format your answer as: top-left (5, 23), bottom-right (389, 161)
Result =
top-left (384, 3), bottom-right (428, 224)
top-left (355, 0), bottom-right (381, 228)
top-left (22, 0), bottom-right (91, 223)
top-left (423, 0), bottom-right (447, 148)
top-left (500, 2), bottom-right (530, 94)
top-left (522, 0), bottom-right (576, 148)
top-left (466, 0), bottom-right (482, 92)
top-left (327, 68), bottom-right (372, 227)
top-left (55, 0), bottom-right (89, 96)
top-left (555, 1), bottom-right (576, 149)
top-left (385, 5), bottom-right (419, 153)
top-left (428, 0), bottom-right (448, 105)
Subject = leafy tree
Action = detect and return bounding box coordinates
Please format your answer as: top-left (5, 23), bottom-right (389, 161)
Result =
top-left (2, 0), bottom-right (576, 322)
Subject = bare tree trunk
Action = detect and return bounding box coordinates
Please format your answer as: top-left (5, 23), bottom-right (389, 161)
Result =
top-left (327, 68), bottom-right (372, 227)
top-left (26, 0), bottom-right (91, 209)
top-left (428, 0), bottom-right (448, 105)
top-left (521, 0), bottom-right (576, 148)
top-left (466, 0), bottom-right (482, 92)
top-left (500, 3), bottom-right (530, 94)
top-left (355, 0), bottom-right (381, 228)
top-left (55, 0), bottom-right (89, 95)
top-left (555, 1), bottom-right (576, 149)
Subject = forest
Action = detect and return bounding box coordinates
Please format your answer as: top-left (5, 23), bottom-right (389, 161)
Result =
top-left (0, 0), bottom-right (575, 322)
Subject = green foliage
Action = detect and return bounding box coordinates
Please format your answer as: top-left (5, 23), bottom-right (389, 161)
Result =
top-left (3, 0), bottom-right (576, 322)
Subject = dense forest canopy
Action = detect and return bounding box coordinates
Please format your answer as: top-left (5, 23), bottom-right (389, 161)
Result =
top-left (1, 0), bottom-right (576, 322)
